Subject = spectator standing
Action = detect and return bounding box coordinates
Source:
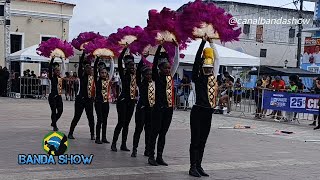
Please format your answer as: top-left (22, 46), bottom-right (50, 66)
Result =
top-left (30, 71), bottom-right (37, 78)
top-left (218, 76), bottom-right (233, 114)
top-left (1, 67), bottom-right (9, 97)
top-left (40, 71), bottom-right (49, 98)
top-left (26, 69), bottom-right (31, 77)
top-left (234, 78), bottom-right (242, 106)
top-left (254, 79), bottom-right (263, 119)
top-left (174, 73), bottom-right (181, 107)
top-left (64, 72), bottom-right (72, 101)
top-left (113, 72), bottom-right (120, 102)
top-left (286, 81), bottom-right (298, 121)
top-left (270, 76), bottom-right (286, 120)
top-left (261, 76), bottom-right (272, 117)
top-left (310, 77), bottom-right (320, 126)
top-left (180, 75), bottom-right (191, 109)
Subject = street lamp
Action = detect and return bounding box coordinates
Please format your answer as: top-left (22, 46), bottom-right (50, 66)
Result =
top-left (284, 60), bottom-right (288, 69)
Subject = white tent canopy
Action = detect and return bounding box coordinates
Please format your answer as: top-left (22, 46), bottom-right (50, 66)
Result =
top-left (9, 45), bottom-right (69, 76)
top-left (180, 41), bottom-right (260, 66)
top-left (9, 45), bottom-right (68, 63)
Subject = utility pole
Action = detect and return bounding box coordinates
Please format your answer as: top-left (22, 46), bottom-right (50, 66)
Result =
top-left (296, 0), bottom-right (303, 68)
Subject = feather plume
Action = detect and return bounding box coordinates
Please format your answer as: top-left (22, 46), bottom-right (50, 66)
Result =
top-left (146, 7), bottom-right (189, 49)
top-left (71, 32), bottom-right (103, 51)
top-left (178, 0), bottom-right (241, 42)
top-left (84, 37), bottom-right (122, 61)
top-left (108, 26), bottom-right (144, 46)
top-left (37, 38), bottom-right (74, 59)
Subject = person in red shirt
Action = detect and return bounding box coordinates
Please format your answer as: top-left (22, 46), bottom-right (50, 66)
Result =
top-left (271, 76), bottom-right (285, 90)
top-left (270, 76), bottom-right (286, 120)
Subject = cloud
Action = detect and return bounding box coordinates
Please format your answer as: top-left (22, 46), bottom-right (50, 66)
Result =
top-left (60, 0), bottom-right (315, 40)
top-left (61, 0), bottom-right (190, 39)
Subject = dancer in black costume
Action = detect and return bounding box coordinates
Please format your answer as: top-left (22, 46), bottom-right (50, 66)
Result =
top-left (111, 48), bottom-right (137, 152)
top-left (93, 57), bottom-right (114, 144)
top-left (48, 57), bottom-right (65, 131)
top-left (68, 52), bottom-right (96, 140)
top-left (148, 42), bottom-right (180, 166)
top-left (189, 38), bottom-right (220, 177)
top-left (131, 58), bottom-right (155, 157)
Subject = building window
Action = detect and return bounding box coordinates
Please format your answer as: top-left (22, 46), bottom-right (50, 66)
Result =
top-left (289, 28), bottom-right (295, 38)
top-left (243, 24), bottom-right (250, 34)
top-left (41, 36), bottom-right (52, 42)
top-left (0, 5), bottom-right (4, 16)
top-left (256, 25), bottom-right (263, 43)
top-left (10, 34), bottom-right (22, 53)
top-left (289, 27), bottom-right (295, 44)
top-left (260, 49), bottom-right (267, 57)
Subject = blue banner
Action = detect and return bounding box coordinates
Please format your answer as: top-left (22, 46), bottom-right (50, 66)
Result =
top-left (262, 90), bottom-right (320, 114)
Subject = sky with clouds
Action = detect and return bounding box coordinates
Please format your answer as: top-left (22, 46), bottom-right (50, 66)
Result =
top-left (60, 0), bottom-right (316, 40)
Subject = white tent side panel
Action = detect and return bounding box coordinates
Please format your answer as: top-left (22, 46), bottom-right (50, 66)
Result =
top-left (181, 41), bottom-right (260, 67)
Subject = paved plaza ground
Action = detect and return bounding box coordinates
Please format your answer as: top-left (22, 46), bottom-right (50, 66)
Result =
top-left (0, 97), bottom-right (320, 180)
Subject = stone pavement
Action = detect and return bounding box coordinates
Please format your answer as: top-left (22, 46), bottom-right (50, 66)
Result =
top-left (0, 97), bottom-right (320, 180)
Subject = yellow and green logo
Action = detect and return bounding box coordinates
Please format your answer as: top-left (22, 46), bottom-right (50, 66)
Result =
top-left (42, 131), bottom-right (68, 156)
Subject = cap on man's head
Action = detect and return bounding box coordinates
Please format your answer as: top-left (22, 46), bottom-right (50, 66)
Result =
top-left (275, 76), bottom-right (281, 80)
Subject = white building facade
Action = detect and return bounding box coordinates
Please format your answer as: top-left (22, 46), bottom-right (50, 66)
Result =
top-left (180, 0), bottom-right (314, 68)
top-left (0, 0), bottom-right (75, 75)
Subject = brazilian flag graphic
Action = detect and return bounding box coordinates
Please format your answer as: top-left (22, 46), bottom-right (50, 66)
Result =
top-left (43, 131), bottom-right (68, 156)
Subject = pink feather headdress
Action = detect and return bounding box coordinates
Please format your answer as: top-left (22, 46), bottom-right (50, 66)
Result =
top-left (129, 30), bottom-right (157, 66)
top-left (37, 38), bottom-right (74, 59)
top-left (84, 37), bottom-right (122, 61)
top-left (71, 32), bottom-right (103, 51)
top-left (178, 0), bottom-right (241, 42)
top-left (145, 7), bottom-right (189, 50)
top-left (108, 26), bottom-right (144, 46)
top-left (130, 29), bottom-right (184, 65)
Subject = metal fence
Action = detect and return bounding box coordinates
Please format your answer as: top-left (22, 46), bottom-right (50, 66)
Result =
top-left (6, 78), bottom-right (317, 122)
top-left (174, 86), bottom-right (316, 122)
top-left (8, 77), bottom-right (49, 99)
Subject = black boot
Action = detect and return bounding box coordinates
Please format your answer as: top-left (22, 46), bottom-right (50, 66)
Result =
top-left (196, 148), bottom-right (209, 176)
top-left (95, 137), bottom-right (102, 144)
top-left (120, 144), bottom-right (130, 151)
top-left (156, 154), bottom-right (168, 166)
top-left (102, 139), bottom-right (110, 144)
top-left (310, 121), bottom-right (316, 126)
top-left (196, 166), bottom-right (209, 176)
top-left (189, 165), bottom-right (201, 177)
top-left (68, 133), bottom-right (75, 139)
top-left (144, 150), bottom-right (149, 157)
top-left (91, 134), bottom-right (95, 140)
top-left (314, 126), bottom-right (320, 130)
top-left (101, 125), bottom-right (109, 143)
top-left (148, 156), bottom-right (158, 166)
top-left (131, 148), bottom-right (137, 157)
top-left (111, 143), bottom-right (117, 152)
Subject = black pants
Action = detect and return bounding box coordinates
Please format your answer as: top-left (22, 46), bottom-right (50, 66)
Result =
top-left (48, 94), bottom-right (63, 128)
top-left (95, 101), bottom-right (109, 140)
top-left (69, 96), bottom-right (95, 136)
top-left (112, 99), bottom-right (135, 145)
top-left (148, 106), bottom-right (173, 158)
top-left (189, 105), bottom-right (213, 167)
top-left (132, 104), bottom-right (153, 151)
top-left (3, 80), bottom-right (8, 96)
